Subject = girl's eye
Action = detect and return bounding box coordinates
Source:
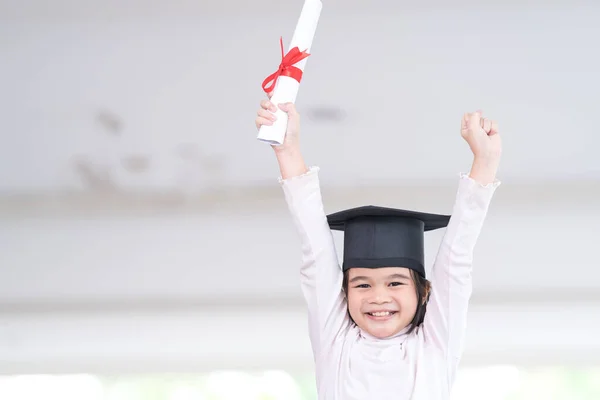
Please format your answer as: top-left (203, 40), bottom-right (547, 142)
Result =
top-left (389, 282), bottom-right (404, 287)
top-left (354, 284), bottom-right (370, 289)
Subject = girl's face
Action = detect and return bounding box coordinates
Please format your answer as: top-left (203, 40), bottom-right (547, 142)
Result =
top-left (346, 267), bottom-right (419, 339)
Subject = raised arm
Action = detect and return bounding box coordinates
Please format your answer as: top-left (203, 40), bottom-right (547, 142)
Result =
top-left (255, 99), bottom-right (349, 359)
top-left (423, 111), bottom-right (502, 386)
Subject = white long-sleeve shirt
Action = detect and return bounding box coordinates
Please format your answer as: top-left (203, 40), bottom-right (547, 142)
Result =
top-left (280, 167), bottom-right (500, 400)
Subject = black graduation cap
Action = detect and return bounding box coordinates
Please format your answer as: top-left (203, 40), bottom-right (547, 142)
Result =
top-left (327, 205), bottom-right (451, 278)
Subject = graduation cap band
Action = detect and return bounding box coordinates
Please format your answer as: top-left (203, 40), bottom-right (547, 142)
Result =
top-left (342, 257), bottom-right (424, 277)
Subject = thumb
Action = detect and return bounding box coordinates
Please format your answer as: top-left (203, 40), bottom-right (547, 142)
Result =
top-left (489, 120), bottom-right (499, 136)
top-left (279, 102), bottom-right (299, 118)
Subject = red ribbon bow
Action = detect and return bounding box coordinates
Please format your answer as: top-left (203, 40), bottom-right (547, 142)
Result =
top-left (261, 37), bottom-right (311, 94)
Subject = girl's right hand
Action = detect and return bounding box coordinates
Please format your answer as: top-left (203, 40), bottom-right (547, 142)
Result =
top-left (254, 93), bottom-right (301, 153)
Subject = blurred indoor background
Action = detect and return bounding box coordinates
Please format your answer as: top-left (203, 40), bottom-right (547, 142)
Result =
top-left (1, 0), bottom-right (599, 399)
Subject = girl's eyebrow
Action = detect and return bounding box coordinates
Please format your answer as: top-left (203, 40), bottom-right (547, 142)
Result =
top-left (350, 273), bottom-right (411, 283)
top-left (388, 273), bottom-right (411, 280)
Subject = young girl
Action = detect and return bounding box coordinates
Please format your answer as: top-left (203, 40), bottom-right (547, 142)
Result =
top-left (254, 98), bottom-right (501, 400)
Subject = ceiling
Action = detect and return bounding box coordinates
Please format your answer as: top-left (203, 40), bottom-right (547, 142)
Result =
top-left (1, 2), bottom-right (599, 195)
top-left (0, 0), bottom-right (574, 19)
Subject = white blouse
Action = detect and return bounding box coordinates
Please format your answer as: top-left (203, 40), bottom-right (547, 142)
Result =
top-left (279, 167), bottom-right (500, 400)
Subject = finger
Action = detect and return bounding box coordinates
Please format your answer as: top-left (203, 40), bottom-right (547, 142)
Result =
top-left (255, 116), bottom-right (274, 130)
top-left (474, 110), bottom-right (483, 128)
top-left (482, 118), bottom-right (492, 133)
top-left (461, 113), bottom-right (470, 130)
top-left (260, 99), bottom-right (277, 112)
top-left (257, 108), bottom-right (277, 121)
top-left (467, 111), bottom-right (481, 132)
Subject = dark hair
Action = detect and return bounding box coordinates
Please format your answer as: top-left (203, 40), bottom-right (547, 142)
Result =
top-left (342, 268), bottom-right (432, 335)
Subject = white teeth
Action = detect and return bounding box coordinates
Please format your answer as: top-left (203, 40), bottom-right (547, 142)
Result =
top-left (371, 311), bottom-right (391, 317)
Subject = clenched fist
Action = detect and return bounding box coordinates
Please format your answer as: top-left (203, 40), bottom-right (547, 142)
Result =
top-left (461, 111), bottom-right (502, 159)
top-left (461, 111), bottom-right (502, 184)
top-left (254, 92), bottom-right (308, 179)
top-left (254, 92), bottom-right (301, 154)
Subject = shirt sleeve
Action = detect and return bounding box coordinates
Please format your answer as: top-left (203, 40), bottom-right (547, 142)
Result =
top-left (279, 166), bottom-right (350, 359)
top-left (422, 172), bottom-right (501, 386)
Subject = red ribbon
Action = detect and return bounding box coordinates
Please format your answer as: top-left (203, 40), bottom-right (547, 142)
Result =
top-left (261, 37), bottom-right (311, 94)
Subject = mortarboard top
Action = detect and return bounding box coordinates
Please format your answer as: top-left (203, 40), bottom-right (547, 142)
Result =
top-left (326, 205), bottom-right (451, 278)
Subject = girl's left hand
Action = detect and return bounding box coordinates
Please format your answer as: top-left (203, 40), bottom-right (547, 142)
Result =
top-left (461, 111), bottom-right (502, 162)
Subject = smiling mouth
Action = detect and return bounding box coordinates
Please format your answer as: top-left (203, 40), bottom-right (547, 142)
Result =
top-left (366, 311), bottom-right (397, 319)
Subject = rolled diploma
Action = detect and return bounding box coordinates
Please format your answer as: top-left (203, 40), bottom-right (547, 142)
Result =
top-left (257, 0), bottom-right (323, 145)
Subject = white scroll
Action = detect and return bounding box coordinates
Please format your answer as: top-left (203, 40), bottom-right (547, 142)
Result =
top-left (256, 0), bottom-right (323, 145)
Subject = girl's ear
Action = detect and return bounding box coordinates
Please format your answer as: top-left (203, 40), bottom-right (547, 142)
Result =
top-left (342, 270), bottom-right (349, 296)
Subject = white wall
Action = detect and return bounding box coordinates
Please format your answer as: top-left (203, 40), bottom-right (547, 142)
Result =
top-left (2, 182), bottom-right (599, 302)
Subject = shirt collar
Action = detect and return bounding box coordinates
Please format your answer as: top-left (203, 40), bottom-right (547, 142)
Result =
top-left (358, 324), bottom-right (411, 343)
